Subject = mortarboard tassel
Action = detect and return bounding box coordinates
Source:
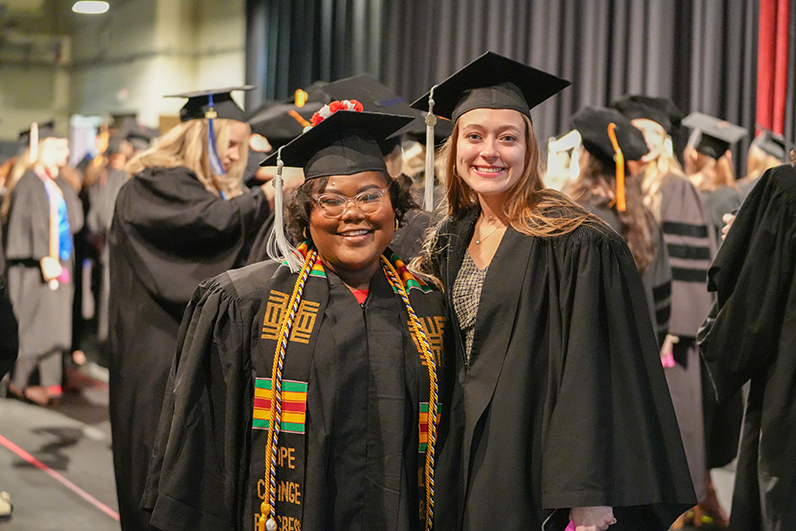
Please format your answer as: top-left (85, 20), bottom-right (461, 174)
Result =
top-left (267, 146), bottom-right (302, 272)
top-left (28, 122), bottom-right (39, 164)
top-left (206, 93), bottom-right (227, 177)
top-left (423, 86), bottom-right (439, 213)
top-left (607, 122), bottom-right (626, 212)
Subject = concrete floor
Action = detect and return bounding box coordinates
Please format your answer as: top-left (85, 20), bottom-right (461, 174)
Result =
top-left (0, 363), bottom-right (120, 531)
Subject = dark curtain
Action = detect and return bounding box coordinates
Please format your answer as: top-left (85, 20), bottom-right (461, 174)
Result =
top-left (246, 0), bottom-right (778, 173)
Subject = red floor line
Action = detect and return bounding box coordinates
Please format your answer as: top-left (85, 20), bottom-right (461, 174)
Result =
top-left (0, 433), bottom-right (120, 522)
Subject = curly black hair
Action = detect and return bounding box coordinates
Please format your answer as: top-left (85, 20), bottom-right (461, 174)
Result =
top-left (285, 172), bottom-right (418, 245)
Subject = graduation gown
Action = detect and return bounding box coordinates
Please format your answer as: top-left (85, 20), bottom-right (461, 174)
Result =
top-left (698, 164), bottom-right (796, 531)
top-left (656, 172), bottom-right (720, 497)
top-left (429, 208), bottom-right (695, 531)
top-left (4, 171), bottom-right (80, 358)
top-left (578, 202), bottom-right (672, 347)
top-left (0, 217), bottom-right (19, 380)
top-left (700, 186), bottom-right (742, 243)
top-left (142, 255), bottom-right (447, 531)
top-left (108, 165), bottom-right (269, 530)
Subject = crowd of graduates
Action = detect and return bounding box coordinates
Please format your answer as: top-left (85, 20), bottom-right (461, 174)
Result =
top-left (1, 51), bottom-right (794, 531)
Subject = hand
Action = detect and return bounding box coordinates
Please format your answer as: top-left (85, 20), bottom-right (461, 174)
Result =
top-left (569, 506), bottom-right (615, 531)
top-left (660, 334), bottom-right (679, 368)
top-left (261, 169), bottom-right (305, 211)
top-left (721, 213), bottom-right (736, 240)
top-left (40, 256), bottom-right (62, 281)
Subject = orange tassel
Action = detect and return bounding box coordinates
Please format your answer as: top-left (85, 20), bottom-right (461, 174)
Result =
top-left (607, 123), bottom-right (626, 212)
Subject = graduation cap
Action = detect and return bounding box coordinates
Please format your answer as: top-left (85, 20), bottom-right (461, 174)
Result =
top-left (410, 51), bottom-right (571, 122)
top-left (246, 82), bottom-right (330, 146)
top-left (18, 121), bottom-right (62, 144)
top-left (682, 112), bottom-right (747, 159)
top-left (751, 129), bottom-right (788, 161)
top-left (409, 51), bottom-right (570, 211)
top-left (612, 95), bottom-right (684, 135)
top-left (261, 105), bottom-right (413, 271)
top-left (166, 86), bottom-right (254, 175)
top-left (19, 121), bottom-right (64, 163)
top-left (166, 85), bottom-right (254, 123)
top-left (572, 107), bottom-right (649, 212)
top-left (261, 108), bottom-right (412, 179)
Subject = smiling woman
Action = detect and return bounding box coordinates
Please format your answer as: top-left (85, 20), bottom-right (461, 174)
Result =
top-left (142, 102), bottom-right (449, 531)
top-left (412, 52), bottom-right (697, 531)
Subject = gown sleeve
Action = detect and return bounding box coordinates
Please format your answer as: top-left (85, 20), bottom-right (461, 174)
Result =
top-left (542, 227), bottom-right (695, 526)
top-left (698, 165), bottom-right (796, 397)
top-left (142, 273), bottom-right (256, 531)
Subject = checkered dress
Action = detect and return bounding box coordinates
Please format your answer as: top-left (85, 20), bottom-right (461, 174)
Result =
top-left (452, 252), bottom-right (488, 363)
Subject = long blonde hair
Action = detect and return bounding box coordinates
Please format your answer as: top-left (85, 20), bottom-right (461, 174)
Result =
top-left (639, 148), bottom-right (686, 220)
top-left (440, 114), bottom-right (594, 236)
top-left (125, 119), bottom-right (248, 198)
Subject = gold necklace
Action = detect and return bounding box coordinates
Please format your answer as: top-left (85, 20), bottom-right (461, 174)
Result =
top-left (474, 217), bottom-right (503, 245)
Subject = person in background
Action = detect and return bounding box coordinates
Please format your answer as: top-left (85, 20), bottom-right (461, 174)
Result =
top-left (613, 97), bottom-right (730, 528)
top-left (567, 107), bottom-right (671, 347)
top-left (143, 104), bottom-right (446, 531)
top-left (412, 52), bottom-right (694, 531)
top-left (698, 162), bottom-right (796, 530)
top-left (0, 209), bottom-right (19, 521)
top-left (86, 126), bottom-right (153, 356)
top-left (108, 87), bottom-right (299, 531)
top-left (681, 112), bottom-right (747, 243)
top-left (2, 122), bottom-right (82, 406)
top-left (737, 129), bottom-right (788, 197)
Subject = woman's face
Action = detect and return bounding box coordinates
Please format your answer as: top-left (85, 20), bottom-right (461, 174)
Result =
top-left (221, 121), bottom-right (250, 173)
top-left (309, 171), bottom-right (395, 280)
top-left (40, 137), bottom-right (70, 170)
top-left (455, 108), bottom-right (527, 203)
top-left (631, 118), bottom-right (666, 163)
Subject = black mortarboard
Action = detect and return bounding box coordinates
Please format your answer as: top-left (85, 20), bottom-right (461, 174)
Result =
top-left (572, 107), bottom-right (649, 165)
top-left (246, 82), bottom-right (330, 145)
top-left (166, 86), bottom-right (254, 122)
top-left (19, 121), bottom-right (62, 144)
top-left (751, 129), bottom-right (787, 161)
top-left (410, 51), bottom-right (571, 122)
top-left (393, 112), bottom-right (454, 146)
top-left (612, 95), bottom-right (684, 135)
top-left (682, 112), bottom-right (747, 159)
top-left (260, 110), bottom-right (412, 180)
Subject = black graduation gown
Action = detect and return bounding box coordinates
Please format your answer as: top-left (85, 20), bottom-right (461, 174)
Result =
top-left (578, 202), bottom-right (672, 347)
top-left (698, 164), bottom-right (796, 531)
top-left (108, 165), bottom-right (269, 530)
top-left (430, 208), bottom-right (695, 531)
top-left (0, 216), bottom-right (19, 380)
top-left (4, 171), bottom-right (80, 358)
top-left (142, 258), bottom-right (446, 531)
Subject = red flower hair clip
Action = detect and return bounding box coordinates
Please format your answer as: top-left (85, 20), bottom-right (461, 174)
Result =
top-left (310, 99), bottom-right (364, 127)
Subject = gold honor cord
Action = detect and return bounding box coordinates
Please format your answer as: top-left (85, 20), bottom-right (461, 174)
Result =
top-left (607, 123), bottom-right (626, 212)
top-left (260, 252), bottom-right (440, 531)
top-left (380, 256), bottom-right (439, 531)
top-left (260, 250), bottom-right (317, 531)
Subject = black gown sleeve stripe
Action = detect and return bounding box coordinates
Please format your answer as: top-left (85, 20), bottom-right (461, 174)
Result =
top-left (666, 243), bottom-right (712, 260)
top-left (671, 268), bottom-right (708, 282)
top-left (662, 221), bottom-right (709, 238)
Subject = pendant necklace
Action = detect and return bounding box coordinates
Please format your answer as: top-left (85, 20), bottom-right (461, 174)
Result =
top-left (475, 216), bottom-right (502, 245)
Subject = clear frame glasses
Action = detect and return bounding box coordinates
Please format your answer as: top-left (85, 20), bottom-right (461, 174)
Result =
top-left (312, 187), bottom-right (389, 218)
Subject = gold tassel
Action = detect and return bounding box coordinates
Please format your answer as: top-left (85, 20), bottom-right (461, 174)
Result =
top-left (607, 123), bottom-right (626, 212)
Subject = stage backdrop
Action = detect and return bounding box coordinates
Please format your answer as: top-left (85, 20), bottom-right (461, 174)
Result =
top-left (246, 0), bottom-right (794, 173)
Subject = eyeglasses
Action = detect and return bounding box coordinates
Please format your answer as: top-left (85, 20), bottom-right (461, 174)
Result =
top-left (312, 187), bottom-right (389, 218)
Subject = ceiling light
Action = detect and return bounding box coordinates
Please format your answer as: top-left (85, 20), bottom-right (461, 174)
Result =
top-left (72, 1), bottom-right (109, 14)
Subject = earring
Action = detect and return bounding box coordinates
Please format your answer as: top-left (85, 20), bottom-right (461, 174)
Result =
top-left (303, 227), bottom-right (309, 240)
top-left (394, 218), bottom-right (400, 230)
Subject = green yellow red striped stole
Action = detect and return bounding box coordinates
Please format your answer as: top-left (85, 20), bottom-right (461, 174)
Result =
top-left (253, 379), bottom-right (308, 434)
